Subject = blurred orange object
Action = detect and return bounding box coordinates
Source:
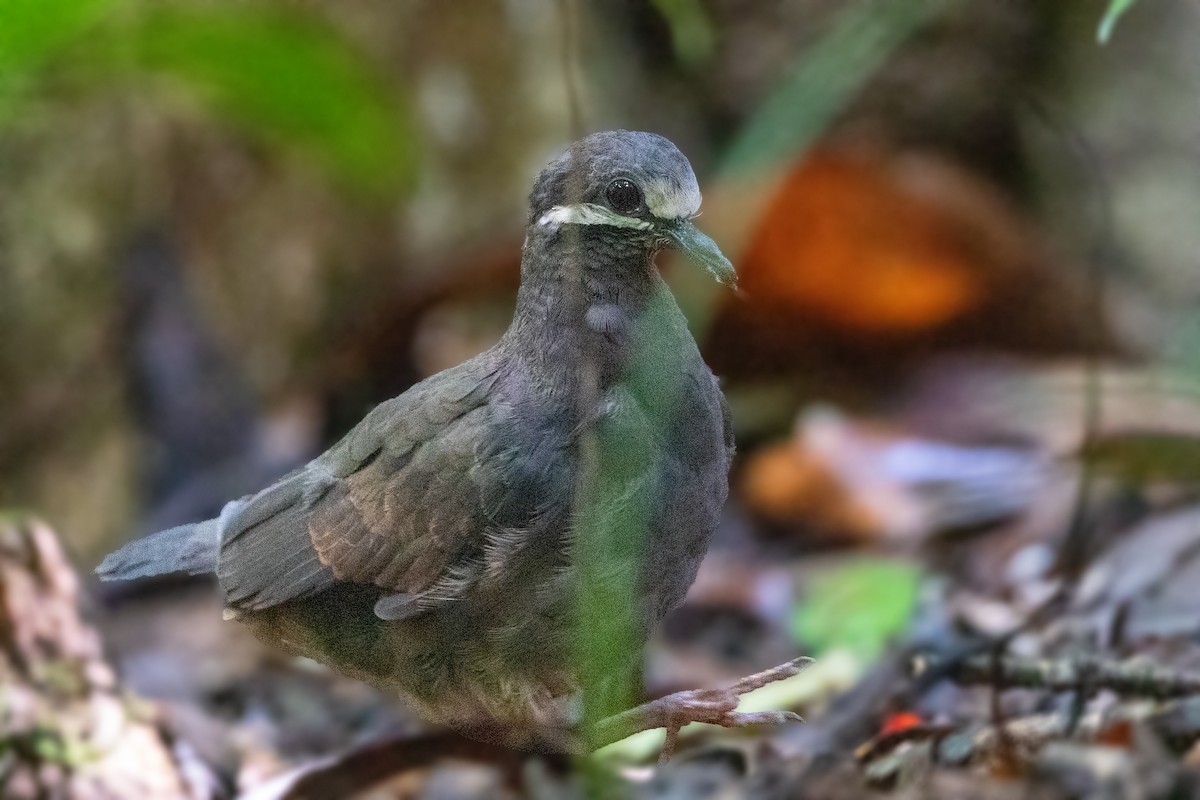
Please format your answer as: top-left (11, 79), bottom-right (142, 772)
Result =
top-left (740, 406), bottom-right (1043, 544)
top-left (742, 151), bottom-right (982, 333)
top-left (741, 436), bottom-right (882, 542)
top-left (707, 146), bottom-right (1116, 380)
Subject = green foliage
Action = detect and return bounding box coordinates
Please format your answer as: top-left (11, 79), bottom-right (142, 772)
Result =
top-left (129, 7), bottom-right (416, 194)
top-left (0, 0), bottom-right (118, 116)
top-left (0, 727), bottom-right (101, 769)
top-left (0, 1), bottom-right (415, 194)
top-left (29, 728), bottom-right (99, 767)
top-left (791, 558), bottom-right (921, 662)
top-left (649, 0), bottom-right (715, 66)
top-left (574, 285), bottom-right (685, 738)
top-left (0, 0), bottom-right (115, 74)
top-left (1098, 0), bottom-right (1139, 44)
top-left (672, 0), bottom-right (956, 333)
top-left (721, 0), bottom-right (956, 177)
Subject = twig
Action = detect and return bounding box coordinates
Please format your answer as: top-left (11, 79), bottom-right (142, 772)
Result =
top-left (987, 642), bottom-right (1021, 773)
top-left (1024, 96), bottom-right (1116, 585)
top-left (914, 652), bottom-right (1200, 700)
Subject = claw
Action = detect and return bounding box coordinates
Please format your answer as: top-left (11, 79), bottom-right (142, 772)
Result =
top-left (719, 710), bottom-right (806, 727)
top-left (588, 656), bottom-right (815, 761)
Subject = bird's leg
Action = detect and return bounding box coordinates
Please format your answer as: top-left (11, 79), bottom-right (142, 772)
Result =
top-left (589, 656), bottom-right (814, 764)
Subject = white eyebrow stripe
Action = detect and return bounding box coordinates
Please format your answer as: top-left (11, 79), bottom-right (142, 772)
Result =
top-left (538, 203), bottom-right (652, 230)
top-left (644, 182), bottom-right (702, 220)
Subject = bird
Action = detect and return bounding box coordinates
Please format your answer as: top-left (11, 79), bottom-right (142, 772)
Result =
top-left (99, 130), bottom-right (806, 753)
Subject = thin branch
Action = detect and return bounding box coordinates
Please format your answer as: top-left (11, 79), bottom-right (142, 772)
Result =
top-left (916, 652), bottom-right (1200, 700)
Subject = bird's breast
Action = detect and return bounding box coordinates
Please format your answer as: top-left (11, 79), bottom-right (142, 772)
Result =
top-left (582, 301), bottom-right (636, 383)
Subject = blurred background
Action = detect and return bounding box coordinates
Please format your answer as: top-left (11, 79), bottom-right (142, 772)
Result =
top-left (5, 0), bottom-right (1200, 797)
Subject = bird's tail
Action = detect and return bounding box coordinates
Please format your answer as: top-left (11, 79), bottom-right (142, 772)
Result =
top-left (96, 519), bottom-right (219, 581)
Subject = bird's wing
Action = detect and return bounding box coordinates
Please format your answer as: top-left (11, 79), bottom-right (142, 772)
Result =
top-left (217, 357), bottom-right (530, 614)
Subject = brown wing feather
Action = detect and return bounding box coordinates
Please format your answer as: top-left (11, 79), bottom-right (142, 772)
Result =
top-left (218, 357), bottom-right (503, 613)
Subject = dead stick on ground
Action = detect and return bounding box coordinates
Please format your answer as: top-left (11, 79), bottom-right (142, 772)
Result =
top-left (914, 652), bottom-right (1200, 699)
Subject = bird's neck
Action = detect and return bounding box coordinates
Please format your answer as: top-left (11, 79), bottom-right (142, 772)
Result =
top-left (502, 225), bottom-right (688, 408)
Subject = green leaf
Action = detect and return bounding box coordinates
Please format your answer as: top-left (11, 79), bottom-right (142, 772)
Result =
top-left (574, 285), bottom-right (690, 740)
top-left (721, 0), bottom-right (956, 177)
top-left (673, 0), bottom-right (957, 336)
top-left (0, 0), bottom-right (118, 72)
top-left (649, 0), bottom-right (716, 66)
top-left (0, 0), bottom-right (121, 119)
top-left (1098, 0), bottom-right (1138, 44)
top-left (0, 3), bottom-right (415, 191)
top-left (131, 7), bottom-right (416, 193)
top-left (791, 558), bottom-right (920, 661)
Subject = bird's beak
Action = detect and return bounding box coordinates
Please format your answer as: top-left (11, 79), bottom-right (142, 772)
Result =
top-left (663, 218), bottom-right (737, 288)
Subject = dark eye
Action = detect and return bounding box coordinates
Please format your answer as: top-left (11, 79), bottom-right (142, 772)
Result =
top-left (606, 179), bottom-right (642, 214)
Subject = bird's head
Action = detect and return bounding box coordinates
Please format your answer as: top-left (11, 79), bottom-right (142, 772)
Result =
top-left (528, 130), bottom-right (736, 288)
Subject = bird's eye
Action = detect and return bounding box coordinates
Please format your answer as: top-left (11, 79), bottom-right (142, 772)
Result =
top-left (605, 179), bottom-right (642, 214)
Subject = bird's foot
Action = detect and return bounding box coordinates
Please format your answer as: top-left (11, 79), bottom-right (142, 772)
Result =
top-left (591, 656), bottom-right (814, 764)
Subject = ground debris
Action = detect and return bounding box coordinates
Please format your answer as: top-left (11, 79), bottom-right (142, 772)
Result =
top-left (915, 652), bottom-right (1200, 700)
top-left (0, 517), bottom-right (192, 800)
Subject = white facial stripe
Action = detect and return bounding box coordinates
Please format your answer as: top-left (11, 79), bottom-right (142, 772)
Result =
top-left (538, 203), bottom-right (652, 230)
top-left (644, 181), bottom-right (702, 220)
